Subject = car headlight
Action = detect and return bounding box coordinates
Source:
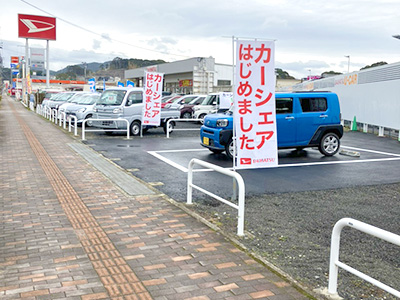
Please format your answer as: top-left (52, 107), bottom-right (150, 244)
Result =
top-left (113, 107), bottom-right (122, 114)
top-left (179, 105), bottom-right (184, 110)
top-left (217, 119), bottom-right (229, 127)
top-left (77, 108), bottom-right (86, 113)
top-left (93, 107), bottom-right (98, 112)
top-left (193, 106), bottom-right (199, 111)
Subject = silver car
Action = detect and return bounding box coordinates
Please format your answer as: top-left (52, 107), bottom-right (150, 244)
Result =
top-left (64, 93), bottom-right (100, 124)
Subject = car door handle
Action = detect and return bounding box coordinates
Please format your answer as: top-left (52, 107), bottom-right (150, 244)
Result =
top-left (285, 116), bottom-right (295, 120)
top-left (320, 114), bottom-right (328, 118)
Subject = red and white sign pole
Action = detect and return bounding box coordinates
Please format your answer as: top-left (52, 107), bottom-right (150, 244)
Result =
top-left (18, 14), bottom-right (56, 91)
top-left (234, 39), bottom-right (278, 169)
top-left (142, 72), bottom-right (164, 135)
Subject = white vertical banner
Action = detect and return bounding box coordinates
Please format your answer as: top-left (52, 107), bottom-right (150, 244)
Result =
top-left (234, 40), bottom-right (278, 169)
top-left (143, 72), bottom-right (164, 126)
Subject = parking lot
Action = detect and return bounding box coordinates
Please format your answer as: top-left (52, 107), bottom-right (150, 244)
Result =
top-left (77, 122), bottom-right (400, 300)
top-left (81, 123), bottom-right (400, 201)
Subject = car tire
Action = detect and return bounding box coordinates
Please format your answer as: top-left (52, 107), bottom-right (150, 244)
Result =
top-left (130, 121), bottom-right (141, 136)
top-left (318, 132), bottom-right (340, 156)
top-left (163, 121), bottom-right (175, 134)
top-left (199, 114), bottom-right (206, 124)
top-left (225, 138), bottom-right (234, 159)
top-left (182, 112), bottom-right (192, 119)
top-left (85, 114), bottom-right (93, 127)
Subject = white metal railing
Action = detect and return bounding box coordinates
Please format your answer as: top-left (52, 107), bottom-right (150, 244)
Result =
top-left (58, 112), bottom-right (66, 127)
top-left (51, 109), bottom-right (58, 123)
top-left (68, 115), bottom-right (78, 136)
top-left (44, 105), bottom-right (51, 119)
top-left (187, 158), bottom-right (245, 236)
top-left (328, 218), bottom-right (400, 298)
top-left (166, 118), bottom-right (202, 138)
top-left (82, 118), bottom-right (130, 141)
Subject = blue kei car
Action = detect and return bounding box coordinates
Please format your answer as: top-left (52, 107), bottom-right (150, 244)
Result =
top-left (200, 91), bottom-right (344, 159)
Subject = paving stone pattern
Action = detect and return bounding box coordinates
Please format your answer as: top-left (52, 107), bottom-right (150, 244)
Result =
top-left (0, 95), bottom-right (310, 300)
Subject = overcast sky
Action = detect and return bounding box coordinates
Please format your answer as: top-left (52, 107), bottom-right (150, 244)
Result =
top-left (1, 0), bottom-right (400, 79)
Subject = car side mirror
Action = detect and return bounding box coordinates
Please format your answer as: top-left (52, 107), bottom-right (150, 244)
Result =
top-left (127, 100), bottom-right (132, 106)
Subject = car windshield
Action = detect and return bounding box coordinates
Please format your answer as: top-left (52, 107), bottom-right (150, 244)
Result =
top-left (97, 90), bottom-right (127, 105)
top-left (189, 97), bottom-right (204, 105)
top-left (201, 95), bottom-right (214, 105)
top-left (48, 93), bottom-right (61, 100)
top-left (55, 93), bottom-right (75, 101)
top-left (71, 94), bottom-right (100, 105)
top-left (172, 97), bottom-right (185, 104)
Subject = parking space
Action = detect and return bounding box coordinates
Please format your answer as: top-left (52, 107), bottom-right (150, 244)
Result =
top-left (83, 128), bottom-right (400, 202)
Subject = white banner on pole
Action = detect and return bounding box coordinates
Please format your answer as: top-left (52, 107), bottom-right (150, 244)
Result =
top-left (143, 72), bottom-right (163, 126)
top-left (234, 40), bottom-right (278, 169)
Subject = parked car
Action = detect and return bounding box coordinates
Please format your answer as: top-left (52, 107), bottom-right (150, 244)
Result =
top-left (58, 92), bottom-right (93, 114)
top-left (92, 87), bottom-right (180, 136)
top-left (161, 95), bottom-right (182, 108)
top-left (164, 95), bottom-right (206, 118)
top-left (41, 91), bottom-right (63, 107)
top-left (180, 96), bottom-right (206, 119)
top-left (200, 91), bottom-right (343, 158)
top-left (63, 93), bottom-right (101, 125)
top-left (43, 92), bottom-right (77, 110)
top-left (193, 92), bottom-right (233, 123)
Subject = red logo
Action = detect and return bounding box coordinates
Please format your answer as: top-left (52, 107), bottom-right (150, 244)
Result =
top-left (240, 158), bottom-right (252, 165)
top-left (11, 56), bottom-right (19, 64)
top-left (18, 14), bottom-right (56, 40)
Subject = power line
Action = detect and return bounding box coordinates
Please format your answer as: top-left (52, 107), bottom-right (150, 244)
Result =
top-left (20, 0), bottom-right (192, 59)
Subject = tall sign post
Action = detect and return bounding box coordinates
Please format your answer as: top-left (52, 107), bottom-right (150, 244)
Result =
top-left (18, 14), bottom-right (56, 99)
top-left (234, 39), bottom-right (278, 169)
top-left (143, 72), bottom-right (164, 136)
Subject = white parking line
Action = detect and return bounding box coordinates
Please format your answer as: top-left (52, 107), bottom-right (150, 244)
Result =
top-left (148, 146), bottom-right (400, 173)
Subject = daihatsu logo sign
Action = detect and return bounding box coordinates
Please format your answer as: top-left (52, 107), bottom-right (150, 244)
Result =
top-left (18, 14), bottom-right (56, 40)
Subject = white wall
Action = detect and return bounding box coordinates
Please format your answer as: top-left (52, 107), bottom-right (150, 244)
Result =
top-left (291, 62), bottom-right (400, 130)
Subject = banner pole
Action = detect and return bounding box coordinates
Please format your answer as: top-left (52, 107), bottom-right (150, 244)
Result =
top-left (46, 40), bottom-right (50, 88)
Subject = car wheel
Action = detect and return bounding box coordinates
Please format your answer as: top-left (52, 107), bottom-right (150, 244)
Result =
top-left (182, 112), bottom-right (192, 119)
top-left (130, 121), bottom-right (141, 136)
top-left (318, 132), bottom-right (340, 156)
top-left (225, 138), bottom-right (234, 159)
top-left (163, 121), bottom-right (175, 134)
top-left (199, 114), bottom-right (206, 124)
top-left (85, 114), bottom-right (93, 127)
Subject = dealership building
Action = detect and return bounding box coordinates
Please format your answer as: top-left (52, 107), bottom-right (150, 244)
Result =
top-left (124, 57), bottom-right (233, 95)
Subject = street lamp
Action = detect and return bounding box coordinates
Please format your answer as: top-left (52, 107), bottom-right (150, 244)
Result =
top-left (82, 62), bottom-right (87, 80)
top-left (344, 55), bottom-right (350, 73)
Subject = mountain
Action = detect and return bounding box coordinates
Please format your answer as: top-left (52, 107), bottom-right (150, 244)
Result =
top-left (54, 57), bottom-right (167, 80)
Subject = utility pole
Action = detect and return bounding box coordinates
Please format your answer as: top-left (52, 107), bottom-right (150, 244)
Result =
top-left (344, 55), bottom-right (350, 73)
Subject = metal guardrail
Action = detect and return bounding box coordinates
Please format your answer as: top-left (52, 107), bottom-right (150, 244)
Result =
top-left (68, 115), bottom-right (78, 136)
top-left (82, 118), bottom-right (130, 141)
top-left (186, 158), bottom-right (245, 236)
top-left (166, 118), bottom-right (202, 138)
top-left (328, 218), bottom-right (400, 298)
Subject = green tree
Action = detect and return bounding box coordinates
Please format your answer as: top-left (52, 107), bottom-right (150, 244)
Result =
top-left (275, 68), bottom-right (295, 79)
top-left (360, 61), bottom-right (387, 70)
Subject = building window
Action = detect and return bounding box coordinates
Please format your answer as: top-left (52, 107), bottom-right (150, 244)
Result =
top-left (217, 80), bottom-right (231, 86)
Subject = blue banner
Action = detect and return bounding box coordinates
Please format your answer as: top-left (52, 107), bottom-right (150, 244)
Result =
top-left (88, 78), bottom-right (96, 92)
top-left (127, 80), bottom-right (134, 87)
top-left (117, 81), bottom-right (124, 87)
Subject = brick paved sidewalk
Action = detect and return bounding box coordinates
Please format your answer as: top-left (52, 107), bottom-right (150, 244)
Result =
top-left (0, 94), bottom-right (311, 300)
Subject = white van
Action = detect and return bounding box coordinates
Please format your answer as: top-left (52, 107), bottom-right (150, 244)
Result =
top-left (92, 87), bottom-right (179, 135)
